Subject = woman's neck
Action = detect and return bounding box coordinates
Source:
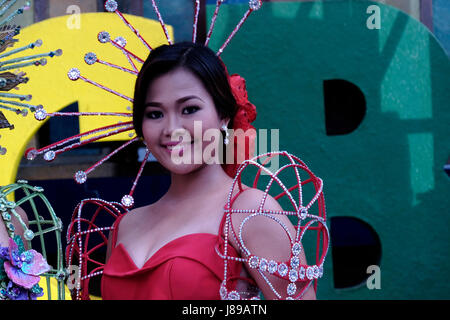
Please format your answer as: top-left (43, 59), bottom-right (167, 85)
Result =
top-left (164, 164), bottom-right (233, 203)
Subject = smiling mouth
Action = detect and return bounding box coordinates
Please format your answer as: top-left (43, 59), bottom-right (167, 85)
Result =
top-left (162, 141), bottom-right (194, 151)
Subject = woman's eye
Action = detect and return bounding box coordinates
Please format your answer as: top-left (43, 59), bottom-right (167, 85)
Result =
top-left (145, 111), bottom-right (163, 119)
top-left (182, 106), bottom-right (200, 115)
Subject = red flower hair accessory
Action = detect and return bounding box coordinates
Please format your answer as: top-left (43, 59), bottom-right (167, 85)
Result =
top-left (222, 68), bottom-right (257, 178)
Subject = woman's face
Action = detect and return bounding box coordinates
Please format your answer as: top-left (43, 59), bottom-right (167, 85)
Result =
top-left (142, 67), bottom-right (227, 174)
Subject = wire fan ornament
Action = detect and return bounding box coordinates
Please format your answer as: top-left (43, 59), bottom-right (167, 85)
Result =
top-left (0, 0), bottom-right (62, 156)
top-left (27, 0), bottom-right (263, 209)
top-left (217, 151), bottom-right (329, 300)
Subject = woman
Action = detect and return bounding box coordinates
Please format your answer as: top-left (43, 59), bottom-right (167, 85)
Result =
top-left (101, 42), bottom-right (315, 300)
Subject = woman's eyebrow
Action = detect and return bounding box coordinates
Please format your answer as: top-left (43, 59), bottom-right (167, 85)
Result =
top-left (176, 95), bottom-right (204, 104)
top-left (145, 95), bottom-right (204, 107)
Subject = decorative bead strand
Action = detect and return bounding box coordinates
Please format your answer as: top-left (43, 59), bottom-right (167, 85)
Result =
top-left (205, 0), bottom-right (224, 46)
top-left (75, 73), bottom-right (133, 102)
top-left (79, 137), bottom-right (139, 180)
top-left (217, 9), bottom-right (252, 56)
top-left (113, 9), bottom-right (152, 51)
top-left (26, 122), bottom-right (133, 160)
top-left (192, 0), bottom-right (200, 43)
top-left (150, 0), bottom-right (173, 45)
top-left (44, 111), bottom-right (132, 119)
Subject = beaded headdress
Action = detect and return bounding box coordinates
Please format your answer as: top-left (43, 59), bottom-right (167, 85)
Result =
top-left (27, 0), bottom-right (261, 209)
top-left (0, 1), bottom-right (62, 156)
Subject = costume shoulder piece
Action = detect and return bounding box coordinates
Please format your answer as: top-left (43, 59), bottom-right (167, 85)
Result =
top-left (217, 151), bottom-right (329, 300)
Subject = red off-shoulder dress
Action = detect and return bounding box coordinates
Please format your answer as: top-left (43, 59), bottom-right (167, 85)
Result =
top-left (101, 204), bottom-right (254, 300)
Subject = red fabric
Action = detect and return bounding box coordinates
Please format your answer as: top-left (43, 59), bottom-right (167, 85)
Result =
top-left (101, 204), bottom-right (250, 300)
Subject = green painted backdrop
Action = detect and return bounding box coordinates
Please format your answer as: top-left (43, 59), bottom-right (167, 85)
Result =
top-left (207, 0), bottom-right (450, 299)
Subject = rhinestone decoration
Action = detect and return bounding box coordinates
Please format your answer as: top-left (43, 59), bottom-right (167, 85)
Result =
top-left (56, 218), bottom-right (63, 231)
top-left (248, 256), bottom-right (259, 269)
top-left (227, 291), bottom-right (240, 300)
top-left (98, 31), bottom-right (110, 43)
top-left (67, 68), bottom-right (80, 80)
top-left (259, 258), bottom-right (268, 272)
top-left (299, 266), bottom-right (306, 280)
top-left (299, 207), bottom-right (308, 220)
top-left (43, 150), bottom-right (56, 161)
top-left (33, 186), bottom-right (44, 192)
top-left (268, 260), bottom-right (277, 274)
top-left (84, 52), bottom-right (97, 65)
top-left (220, 284), bottom-right (227, 299)
top-left (21, 109), bottom-right (28, 117)
top-left (318, 265), bottom-right (323, 278)
top-left (249, 0), bottom-right (262, 11)
top-left (121, 195), bottom-right (134, 208)
top-left (290, 256), bottom-right (300, 270)
top-left (313, 265), bottom-right (320, 279)
top-left (56, 271), bottom-right (66, 281)
top-left (115, 36), bottom-right (127, 47)
top-left (7, 222), bottom-right (14, 232)
top-left (104, 0), bottom-right (118, 12)
top-left (287, 283), bottom-right (296, 296)
top-left (74, 171), bottom-right (87, 184)
top-left (34, 108), bottom-right (47, 121)
top-left (289, 269), bottom-right (298, 282)
top-left (292, 242), bottom-right (302, 256)
top-left (24, 229), bottom-right (35, 241)
top-left (1, 212), bottom-right (11, 221)
top-left (278, 263), bottom-right (288, 277)
top-left (0, 147), bottom-right (6, 155)
top-left (26, 149), bottom-right (38, 160)
top-left (306, 267), bottom-right (314, 280)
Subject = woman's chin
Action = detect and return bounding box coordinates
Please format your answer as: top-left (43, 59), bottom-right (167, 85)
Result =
top-left (157, 155), bottom-right (204, 175)
top-left (165, 163), bottom-right (204, 175)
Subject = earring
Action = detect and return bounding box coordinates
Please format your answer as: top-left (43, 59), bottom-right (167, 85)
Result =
top-left (222, 124), bottom-right (229, 145)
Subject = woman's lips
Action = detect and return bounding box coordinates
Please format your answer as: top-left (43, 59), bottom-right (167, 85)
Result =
top-left (162, 141), bottom-right (194, 155)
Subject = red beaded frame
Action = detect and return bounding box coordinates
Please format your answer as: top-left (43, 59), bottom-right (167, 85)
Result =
top-left (218, 151), bottom-right (329, 300)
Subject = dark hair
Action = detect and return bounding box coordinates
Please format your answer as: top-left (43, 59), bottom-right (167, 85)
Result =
top-left (132, 41), bottom-right (237, 138)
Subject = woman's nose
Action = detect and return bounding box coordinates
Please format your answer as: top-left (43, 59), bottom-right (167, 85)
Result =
top-left (162, 114), bottom-right (189, 141)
